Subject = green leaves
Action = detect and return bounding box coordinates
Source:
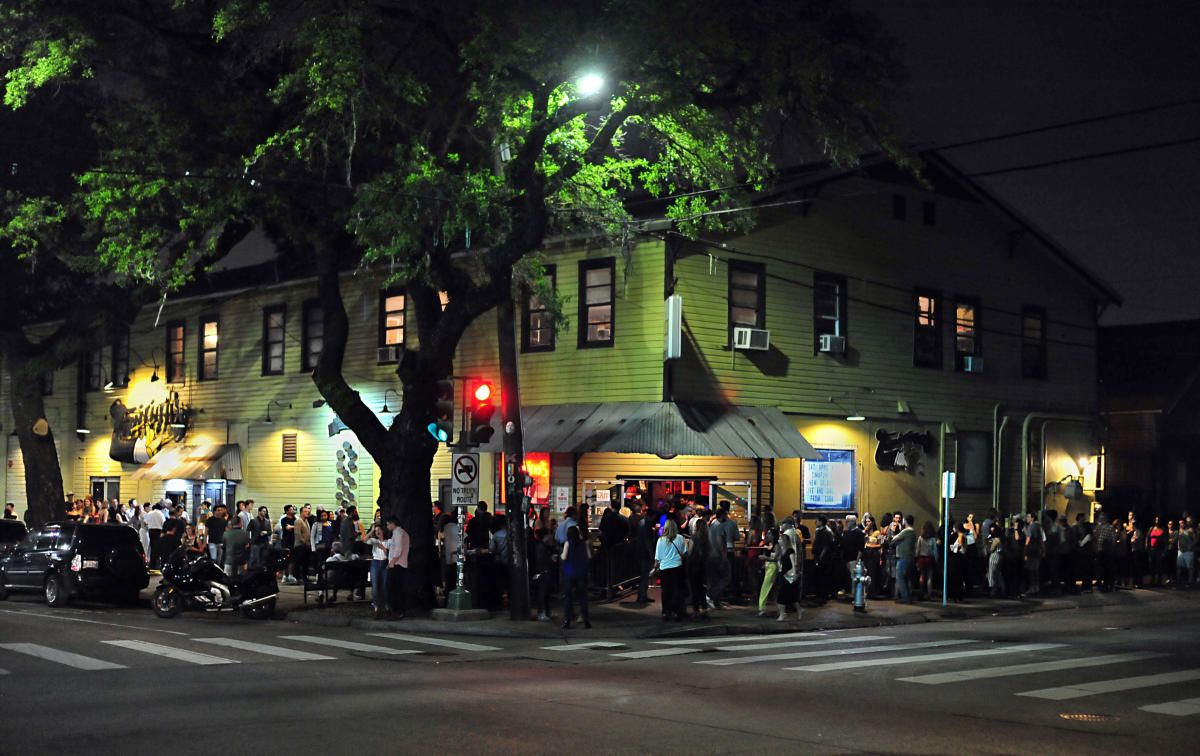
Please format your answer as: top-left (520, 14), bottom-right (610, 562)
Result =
top-left (4, 36), bottom-right (92, 109)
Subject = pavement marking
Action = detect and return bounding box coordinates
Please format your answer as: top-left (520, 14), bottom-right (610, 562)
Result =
top-left (102, 640), bottom-right (236, 666)
top-left (653, 632), bottom-right (826, 646)
top-left (1017, 668), bottom-right (1200, 701)
top-left (278, 635), bottom-right (421, 656)
top-left (898, 651), bottom-right (1166, 685)
top-left (611, 648), bottom-right (701, 659)
top-left (367, 633), bottom-right (501, 652)
top-left (1140, 697), bottom-right (1200, 717)
top-left (696, 639), bottom-right (975, 667)
top-left (714, 635), bottom-right (893, 652)
top-left (0, 642), bottom-right (126, 671)
top-left (788, 643), bottom-right (1065, 673)
top-left (540, 641), bottom-right (628, 651)
top-left (0, 608), bottom-right (189, 636)
top-left (192, 638), bottom-right (336, 661)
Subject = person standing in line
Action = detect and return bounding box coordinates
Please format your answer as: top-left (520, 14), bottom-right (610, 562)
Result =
top-left (707, 507), bottom-right (737, 608)
top-left (236, 500), bottom-right (252, 530)
top-left (757, 527), bottom-right (780, 617)
top-left (774, 519), bottom-right (801, 621)
top-left (840, 515), bottom-right (864, 599)
top-left (560, 525), bottom-right (591, 629)
top-left (205, 505), bottom-right (228, 565)
top-left (1128, 514), bottom-right (1145, 588)
top-left (1147, 516), bottom-right (1167, 586)
top-left (532, 525), bottom-right (556, 621)
top-left (555, 507), bottom-right (578, 547)
top-left (278, 505), bottom-right (298, 583)
top-left (987, 533), bottom-right (1005, 597)
top-left (222, 515), bottom-right (251, 578)
top-left (688, 518), bottom-right (711, 620)
top-left (654, 519), bottom-right (688, 621)
top-left (1093, 512), bottom-right (1117, 592)
top-left (892, 514), bottom-right (917, 603)
top-left (1166, 520), bottom-right (1179, 586)
top-left (311, 508), bottom-right (335, 565)
top-left (1023, 512), bottom-right (1045, 596)
top-left (386, 516), bottom-right (410, 617)
top-left (291, 504), bottom-right (312, 581)
top-left (364, 523), bottom-right (391, 618)
top-left (634, 504), bottom-right (658, 604)
top-left (916, 522), bottom-right (938, 600)
top-left (1175, 519), bottom-right (1194, 589)
top-left (144, 503), bottom-right (166, 570)
top-left (247, 506), bottom-right (272, 570)
top-left (811, 516), bottom-right (836, 604)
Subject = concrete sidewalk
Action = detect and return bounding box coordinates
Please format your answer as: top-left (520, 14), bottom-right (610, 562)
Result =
top-left (277, 581), bottom-right (1192, 640)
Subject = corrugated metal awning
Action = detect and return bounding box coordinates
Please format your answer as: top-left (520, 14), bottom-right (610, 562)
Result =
top-left (519, 403), bottom-right (820, 459)
top-left (130, 444), bottom-right (243, 481)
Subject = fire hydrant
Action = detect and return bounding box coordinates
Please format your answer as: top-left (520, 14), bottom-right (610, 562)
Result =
top-left (852, 554), bottom-right (870, 613)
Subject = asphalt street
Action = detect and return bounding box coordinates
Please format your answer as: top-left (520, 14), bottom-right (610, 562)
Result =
top-left (1, 591), bottom-right (1198, 754)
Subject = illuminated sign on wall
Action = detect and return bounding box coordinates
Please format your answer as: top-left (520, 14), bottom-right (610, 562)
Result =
top-left (803, 449), bottom-right (856, 511)
top-left (108, 391), bottom-right (190, 464)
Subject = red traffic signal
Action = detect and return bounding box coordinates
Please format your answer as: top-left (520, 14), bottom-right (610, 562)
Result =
top-left (469, 381), bottom-right (496, 444)
top-left (474, 382), bottom-right (492, 402)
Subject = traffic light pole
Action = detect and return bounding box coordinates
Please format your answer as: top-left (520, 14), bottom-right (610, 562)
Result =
top-left (496, 296), bottom-right (531, 620)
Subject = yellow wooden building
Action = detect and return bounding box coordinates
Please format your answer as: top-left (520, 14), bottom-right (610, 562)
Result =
top-left (1, 157), bottom-right (1119, 530)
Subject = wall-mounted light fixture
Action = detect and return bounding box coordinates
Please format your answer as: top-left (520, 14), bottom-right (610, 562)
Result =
top-left (380, 389), bottom-right (401, 414)
top-left (264, 401), bottom-right (291, 424)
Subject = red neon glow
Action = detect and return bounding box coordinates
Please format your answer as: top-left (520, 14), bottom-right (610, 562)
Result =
top-left (474, 383), bottom-right (492, 402)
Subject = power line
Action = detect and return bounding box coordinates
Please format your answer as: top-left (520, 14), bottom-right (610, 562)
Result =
top-left (932, 98), bottom-right (1200, 152)
top-left (966, 135), bottom-right (1200, 178)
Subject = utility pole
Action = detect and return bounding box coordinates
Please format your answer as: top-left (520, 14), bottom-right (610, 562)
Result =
top-left (496, 295), bottom-right (531, 619)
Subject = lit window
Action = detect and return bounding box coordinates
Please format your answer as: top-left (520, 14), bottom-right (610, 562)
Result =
top-left (522, 266), bottom-right (556, 353)
top-left (262, 305), bottom-right (285, 376)
top-left (379, 289), bottom-right (405, 356)
top-left (579, 259), bottom-right (615, 347)
top-left (954, 297), bottom-right (981, 371)
top-left (198, 317), bottom-right (218, 381)
top-left (914, 289), bottom-right (942, 368)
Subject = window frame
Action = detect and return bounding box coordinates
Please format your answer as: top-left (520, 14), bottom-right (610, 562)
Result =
top-left (198, 315), bottom-right (219, 382)
top-left (812, 272), bottom-right (848, 354)
top-left (165, 320), bottom-right (185, 384)
top-left (913, 288), bottom-right (943, 369)
top-left (578, 258), bottom-right (616, 349)
top-left (1021, 305), bottom-right (1048, 380)
top-left (301, 299), bottom-right (323, 372)
top-left (111, 329), bottom-right (130, 388)
top-left (261, 305), bottom-right (286, 376)
top-left (727, 260), bottom-right (766, 346)
top-left (377, 287), bottom-right (406, 361)
top-left (82, 349), bottom-right (103, 392)
top-left (521, 265), bottom-right (556, 353)
top-left (953, 295), bottom-right (982, 372)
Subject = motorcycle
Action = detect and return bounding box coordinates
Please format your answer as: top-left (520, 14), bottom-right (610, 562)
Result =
top-left (152, 546), bottom-right (286, 620)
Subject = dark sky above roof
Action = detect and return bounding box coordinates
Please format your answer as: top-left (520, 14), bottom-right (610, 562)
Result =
top-left (859, 0), bottom-right (1200, 325)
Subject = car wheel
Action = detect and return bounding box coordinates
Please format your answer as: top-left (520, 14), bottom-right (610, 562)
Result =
top-left (44, 573), bottom-right (69, 607)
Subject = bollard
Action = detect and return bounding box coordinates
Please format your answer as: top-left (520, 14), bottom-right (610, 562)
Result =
top-left (852, 553), bottom-right (871, 613)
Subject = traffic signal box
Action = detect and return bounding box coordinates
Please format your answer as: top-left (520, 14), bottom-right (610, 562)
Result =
top-left (428, 378), bottom-right (455, 443)
top-left (469, 381), bottom-right (496, 445)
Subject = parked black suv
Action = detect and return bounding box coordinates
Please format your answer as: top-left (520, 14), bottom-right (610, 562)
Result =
top-left (0, 522), bottom-right (149, 606)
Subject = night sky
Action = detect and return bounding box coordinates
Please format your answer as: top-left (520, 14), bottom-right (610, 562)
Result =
top-left (862, 0), bottom-right (1200, 325)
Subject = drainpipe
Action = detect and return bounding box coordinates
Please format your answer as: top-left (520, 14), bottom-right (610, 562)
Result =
top-left (991, 403), bottom-right (1006, 513)
top-left (1020, 412), bottom-right (1096, 517)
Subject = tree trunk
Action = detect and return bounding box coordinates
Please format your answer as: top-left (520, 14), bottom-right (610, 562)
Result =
top-left (378, 379), bottom-right (440, 611)
top-left (4, 344), bottom-right (64, 526)
top-left (497, 295), bottom-right (531, 620)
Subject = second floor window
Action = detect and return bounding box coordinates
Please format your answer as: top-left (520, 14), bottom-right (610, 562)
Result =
top-left (522, 266), bottom-right (556, 352)
top-left (579, 258), bottom-right (615, 348)
top-left (262, 306), bottom-right (285, 376)
top-left (729, 262), bottom-right (766, 341)
top-left (379, 289), bottom-right (405, 359)
top-left (165, 322), bottom-right (185, 383)
top-left (199, 317), bottom-right (219, 381)
top-left (914, 290), bottom-right (942, 368)
top-left (954, 297), bottom-right (981, 370)
top-left (111, 330), bottom-right (130, 388)
top-left (302, 300), bottom-right (323, 371)
top-left (813, 273), bottom-right (847, 353)
top-left (1022, 306), bottom-right (1047, 379)
top-left (83, 350), bottom-right (102, 392)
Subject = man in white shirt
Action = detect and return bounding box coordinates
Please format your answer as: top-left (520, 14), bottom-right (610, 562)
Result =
top-left (386, 517), bottom-right (410, 618)
top-left (143, 503), bottom-right (166, 569)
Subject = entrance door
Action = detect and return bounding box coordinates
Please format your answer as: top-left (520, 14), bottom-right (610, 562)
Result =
top-left (711, 480), bottom-right (753, 530)
top-left (581, 480), bottom-right (622, 527)
top-left (90, 477), bottom-right (120, 504)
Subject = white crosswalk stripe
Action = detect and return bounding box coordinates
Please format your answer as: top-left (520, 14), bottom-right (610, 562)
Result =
top-left (541, 641), bottom-right (628, 651)
top-left (653, 632), bottom-right (826, 646)
top-left (102, 640), bottom-right (237, 666)
top-left (278, 635), bottom-right (420, 656)
top-left (787, 643), bottom-right (1064, 673)
top-left (193, 638), bottom-right (336, 661)
top-left (713, 635), bottom-right (893, 652)
top-left (0, 642), bottom-right (126, 671)
top-left (1018, 668), bottom-right (1200, 701)
top-left (367, 633), bottom-right (500, 652)
top-left (696, 639), bottom-right (974, 667)
top-left (1140, 697), bottom-right (1200, 717)
top-left (612, 648), bottom-right (701, 659)
top-left (897, 651), bottom-right (1166, 685)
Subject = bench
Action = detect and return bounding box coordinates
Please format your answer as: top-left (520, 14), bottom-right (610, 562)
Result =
top-left (302, 559), bottom-right (371, 606)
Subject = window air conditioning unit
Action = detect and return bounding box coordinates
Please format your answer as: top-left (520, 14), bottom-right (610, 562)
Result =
top-left (818, 334), bottom-right (847, 354)
top-left (963, 355), bottom-right (985, 373)
top-left (377, 345), bottom-right (402, 363)
top-left (733, 327), bottom-right (770, 351)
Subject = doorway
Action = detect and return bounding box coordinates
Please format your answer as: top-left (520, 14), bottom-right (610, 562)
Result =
top-left (90, 476), bottom-right (120, 504)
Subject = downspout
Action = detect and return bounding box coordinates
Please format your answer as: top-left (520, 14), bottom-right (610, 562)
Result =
top-left (1020, 412), bottom-right (1096, 517)
top-left (992, 402), bottom-right (1007, 513)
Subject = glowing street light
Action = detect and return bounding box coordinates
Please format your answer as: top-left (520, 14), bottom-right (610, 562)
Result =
top-left (577, 72), bottom-right (604, 97)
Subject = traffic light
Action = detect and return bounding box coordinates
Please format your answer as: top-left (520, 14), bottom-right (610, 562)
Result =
top-left (428, 379), bottom-right (455, 444)
top-left (469, 381), bottom-right (496, 445)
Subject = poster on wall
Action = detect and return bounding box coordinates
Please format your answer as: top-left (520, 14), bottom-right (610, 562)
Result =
top-left (803, 449), bottom-right (856, 511)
